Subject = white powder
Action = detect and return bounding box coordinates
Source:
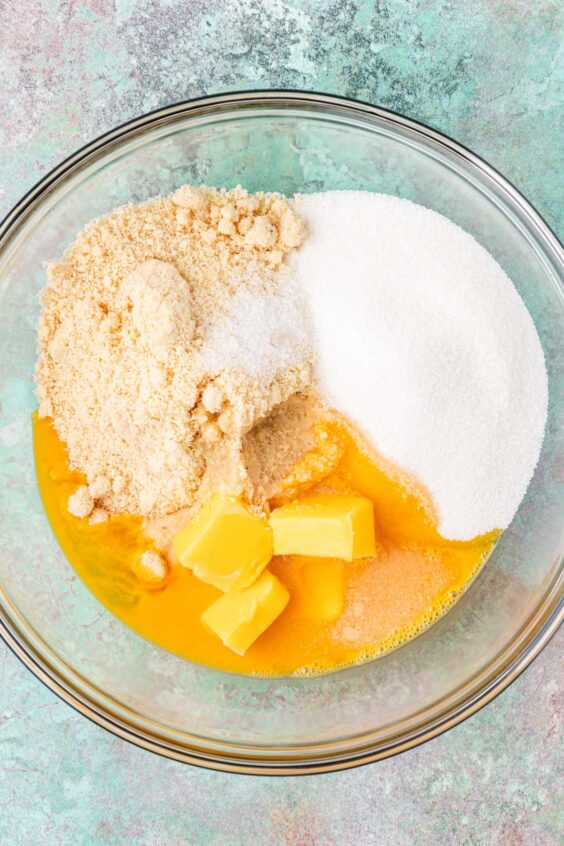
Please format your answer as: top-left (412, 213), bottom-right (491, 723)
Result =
top-left (291, 191), bottom-right (548, 541)
top-left (200, 279), bottom-right (312, 383)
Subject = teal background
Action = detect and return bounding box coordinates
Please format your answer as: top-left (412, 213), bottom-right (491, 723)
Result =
top-left (0, 1), bottom-right (562, 843)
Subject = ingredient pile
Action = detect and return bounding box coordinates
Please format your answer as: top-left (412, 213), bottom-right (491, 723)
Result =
top-left (34, 186), bottom-right (547, 676)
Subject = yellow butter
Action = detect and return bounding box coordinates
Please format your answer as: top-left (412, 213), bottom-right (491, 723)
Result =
top-left (172, 494), bottom-right (273, 592)
top-left (298, 558), bottom-right (344, 621)
top-left (269, 494), bottom-right (376, 561)
top-left (201, 570), bottom-right (289, 656)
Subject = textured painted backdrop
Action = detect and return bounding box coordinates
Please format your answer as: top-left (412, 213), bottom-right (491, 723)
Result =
top-left (1, 1), bottom-right (562, 844)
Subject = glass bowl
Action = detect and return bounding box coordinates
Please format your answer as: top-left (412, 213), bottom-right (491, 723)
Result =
top-left (0, 91), bottom-right (562, 774)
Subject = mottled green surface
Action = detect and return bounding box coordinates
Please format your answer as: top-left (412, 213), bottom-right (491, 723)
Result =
top-left (0, 1), bottom-right (562, 844)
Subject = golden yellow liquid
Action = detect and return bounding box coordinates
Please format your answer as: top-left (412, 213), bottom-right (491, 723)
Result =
top-left (34, 415), bottom-right (498, 676)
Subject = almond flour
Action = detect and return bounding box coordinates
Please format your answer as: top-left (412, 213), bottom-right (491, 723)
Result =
top-left (35, 185), bottom-right (311, 518)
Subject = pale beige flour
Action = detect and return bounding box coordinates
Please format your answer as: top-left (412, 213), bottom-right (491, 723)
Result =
top-left (35, 185), bottom-right (311, 518)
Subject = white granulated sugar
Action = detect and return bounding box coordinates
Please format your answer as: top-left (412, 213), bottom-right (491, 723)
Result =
top-left (292, 191), bottom-right (548, 541)
top-left (200, 280), bottom-right (312, 382)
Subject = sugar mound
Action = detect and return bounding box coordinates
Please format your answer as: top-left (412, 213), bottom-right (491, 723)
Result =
top-left (200, 279), bottom-right (312, 382)
top-left (292, 191), bottom-right (548, 541)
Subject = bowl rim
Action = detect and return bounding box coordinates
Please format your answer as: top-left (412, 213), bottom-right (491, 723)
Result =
top-left (1, 89), bottom-right (562, 775)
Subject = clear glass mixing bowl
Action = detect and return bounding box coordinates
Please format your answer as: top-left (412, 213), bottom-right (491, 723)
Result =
top-left (0, 92), bottom-right (562, 774)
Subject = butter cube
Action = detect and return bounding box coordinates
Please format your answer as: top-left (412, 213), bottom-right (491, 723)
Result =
top-left (298, 559), bottom-right (344, 621)
top-left (201, 570), bottom-right (289, 655)
top-left (173, 494), bottom-right (273, 592)
top-left (269, 494), bottom-right (376, 561)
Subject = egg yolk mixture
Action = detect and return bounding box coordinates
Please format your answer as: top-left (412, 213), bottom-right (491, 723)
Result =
top-left (34, 414), bottom-right (497, 677)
